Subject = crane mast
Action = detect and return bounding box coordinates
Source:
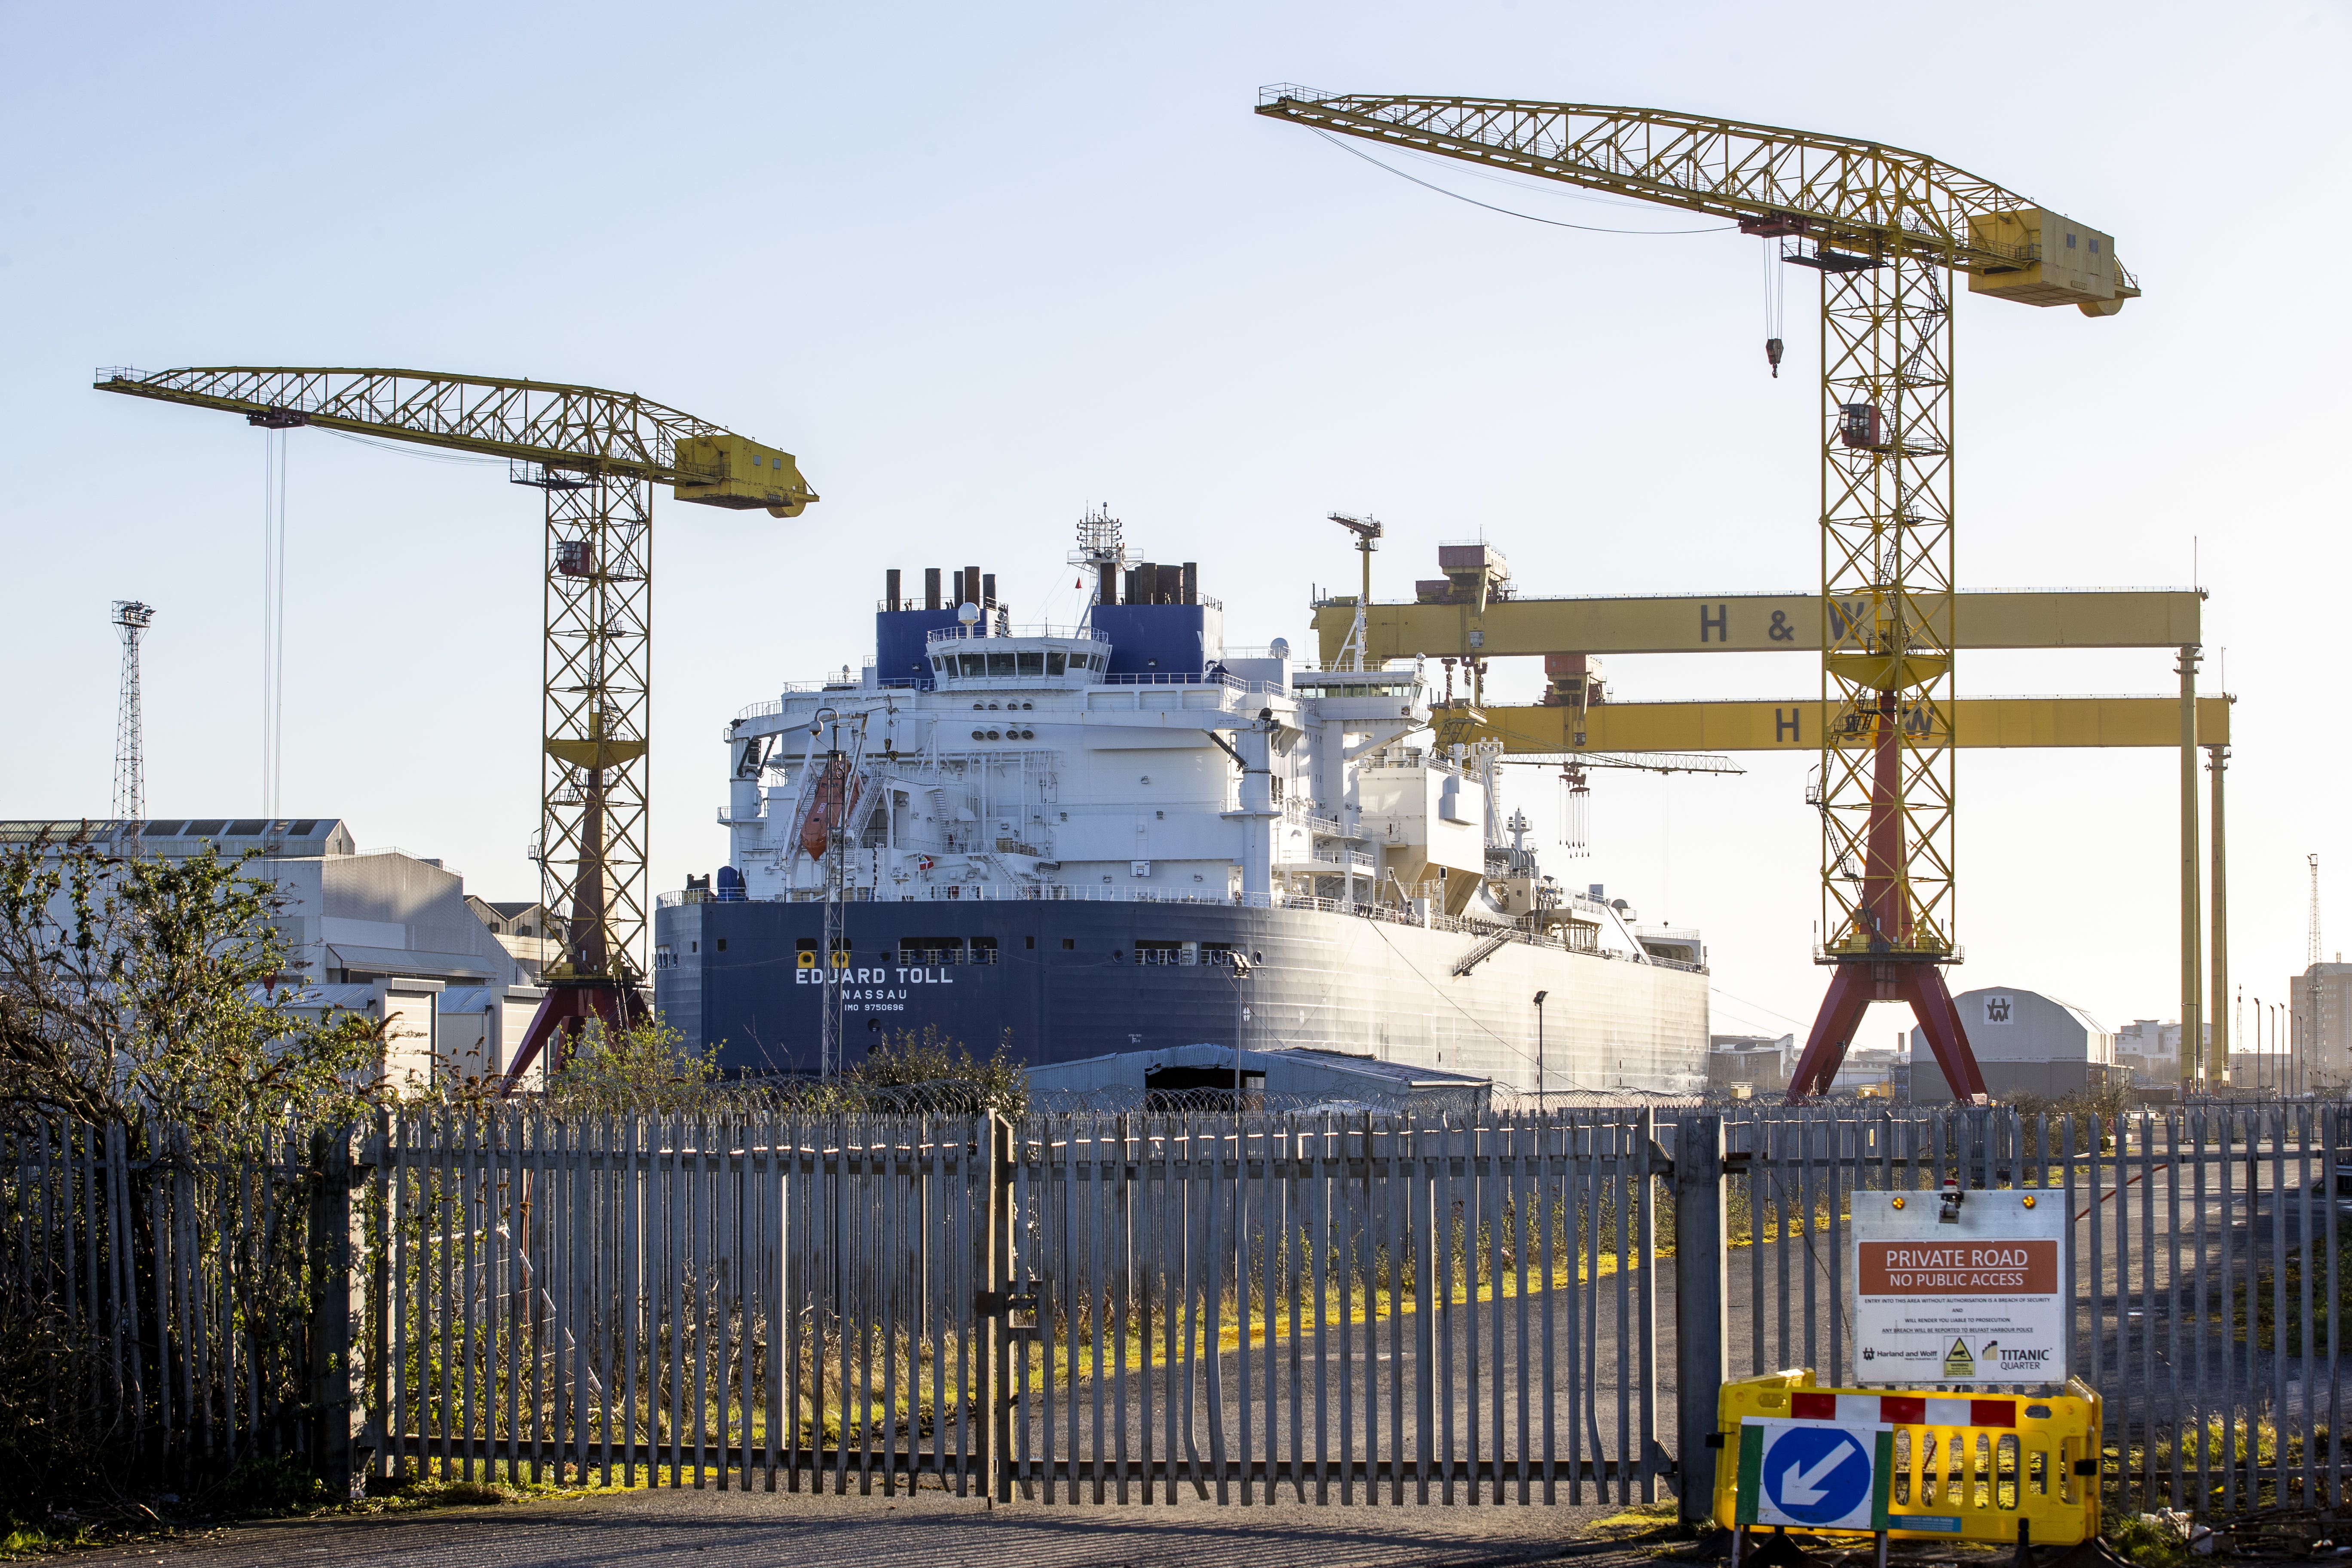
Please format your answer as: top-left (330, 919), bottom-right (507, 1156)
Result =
top-left (1257, 90), bottom-right (2135, 1100)
top-left (95, 368), bottom-right (817, 1080)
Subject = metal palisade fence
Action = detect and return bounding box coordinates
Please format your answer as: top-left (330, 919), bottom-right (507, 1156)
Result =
top-left (1724, 1102), bottom-right (2351, 1519)
top-left (372, 1109), bottom-right (1672, 1502)
top-left (0, 1120), bottom-right (359, 1491)
top-left (4, 1101), bottom-right (2349, 1521)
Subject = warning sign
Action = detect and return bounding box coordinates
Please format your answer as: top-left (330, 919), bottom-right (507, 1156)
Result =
top-left (1850, 1191), bottom-right (2068, 1387)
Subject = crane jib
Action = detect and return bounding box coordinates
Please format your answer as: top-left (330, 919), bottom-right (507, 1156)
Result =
top-left (91, 362), bottom-right (818, 1044)
top-left (1253, 91), bottom-right (2135, 306)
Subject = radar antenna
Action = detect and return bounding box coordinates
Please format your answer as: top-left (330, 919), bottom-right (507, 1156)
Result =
top-left (1069, 503), bottom-right (1128, 607)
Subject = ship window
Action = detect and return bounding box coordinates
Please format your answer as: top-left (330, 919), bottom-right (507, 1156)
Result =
top-left (1047, 652), bottom-right (1066, 676)
top-left (1062, 938), bottom-right (1074, 949)
top-left (959, 654), bottom-right (984, 677)
top-left (987, 652), bottom-right (1016, 677)
top-left (932, 657), bottom-right (946, 673)
top-left (1017, 651), bottom-right (1043, 676)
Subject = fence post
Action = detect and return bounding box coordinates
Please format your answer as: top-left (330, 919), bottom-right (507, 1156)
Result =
top-left (308, 1126), bottom-right (368, 1497)
top-left (976, 1112), bottom-right (1015, 1504)
top-left (1674, 1113), bottom-right (1728, 1525)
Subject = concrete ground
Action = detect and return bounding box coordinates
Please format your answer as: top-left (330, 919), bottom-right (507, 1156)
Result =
top-left (66, 1491), bottom-right (1664, 1568)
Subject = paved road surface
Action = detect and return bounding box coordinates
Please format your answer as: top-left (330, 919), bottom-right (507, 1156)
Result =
top-left (70, 1490), bottom-right (1654, 1568)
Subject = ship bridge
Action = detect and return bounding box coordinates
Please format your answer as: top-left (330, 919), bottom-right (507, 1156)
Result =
top-left (924, 624), bottom-right (1110, 689)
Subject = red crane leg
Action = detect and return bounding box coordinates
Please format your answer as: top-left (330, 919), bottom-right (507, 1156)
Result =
top-left (497, 979), bottom-right (640, 1096)
top-left (1786, 962), bottom-right (1876, 1099)
top-left (1899, 964), bottom-right (1988, 1103)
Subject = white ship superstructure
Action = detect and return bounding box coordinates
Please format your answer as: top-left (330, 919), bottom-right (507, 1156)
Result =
top-left (655, 520), bottom-right (1708, 1091)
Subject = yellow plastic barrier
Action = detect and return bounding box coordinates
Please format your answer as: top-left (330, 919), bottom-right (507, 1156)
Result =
top-left (1711, 1369), bottom-right (2101, 1548)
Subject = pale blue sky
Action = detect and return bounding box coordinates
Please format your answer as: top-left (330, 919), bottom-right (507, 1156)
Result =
top-left (4, 0), bottom-right (2344, 1047)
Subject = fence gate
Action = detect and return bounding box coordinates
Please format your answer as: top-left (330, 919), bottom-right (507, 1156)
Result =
top-left (374, 1109), bottom-right (1676, 1504)
top-left (50, 1102), bottom-right (2334, 1522)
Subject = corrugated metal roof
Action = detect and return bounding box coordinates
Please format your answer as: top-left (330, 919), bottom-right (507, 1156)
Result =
top-left (0, 818), bottom-right (350, 851)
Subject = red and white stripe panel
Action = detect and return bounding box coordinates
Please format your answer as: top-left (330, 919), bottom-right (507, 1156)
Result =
top-left (1790, 1392), bottom-right (2016, 1428)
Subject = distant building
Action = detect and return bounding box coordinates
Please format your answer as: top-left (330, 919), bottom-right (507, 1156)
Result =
top-left (2115, 1019), bottom-right (2185, 1086)
top-left (467, 895), bottom-right (558, 983)
top-left (2291, 961), bottom-right (2352, 1092)
top-left (0, 819), bottom-right (538, 1089)
top-left (0, 819), bottom-right (520, 989)
top-left (1911, 987), bottom-right (2116, 1102)
top-left (272, 977), bottom-right (547, 1093)
top-left (1833, 1045), bottom-right (1905, 1098)
top-left (1709, 1033), bottom-right (1792, 1095)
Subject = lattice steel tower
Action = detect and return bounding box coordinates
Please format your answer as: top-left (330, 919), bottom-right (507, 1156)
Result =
top-left (111, 600), bottom-right (155, 848)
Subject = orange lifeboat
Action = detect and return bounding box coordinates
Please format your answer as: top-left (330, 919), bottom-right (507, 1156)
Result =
top-left (799, 755), bottom-right (862, 861)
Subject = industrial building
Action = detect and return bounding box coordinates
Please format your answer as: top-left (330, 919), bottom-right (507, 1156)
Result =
top-left (1708, 1034), bottom-right (1792, 1096)
top-left (2291, 960), bottom-right (2352, 1091)
top-left (1911, 987), bottom-right (2116, 1102)
top-left (2115, 1018), bottom-right (2187, 1085)
top-left (466, 895), bottom-right (557, 983)
top-left (1, 819), bottom-right (545, 1088)
top-left (1025, 1043), bottom-right (1493, 1116)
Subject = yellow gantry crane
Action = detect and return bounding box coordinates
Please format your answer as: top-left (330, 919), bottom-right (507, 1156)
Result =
top-left (95, 367), bottom-right (817, 1080)
top-left (1257, 88), bottom-right (2137, 1101)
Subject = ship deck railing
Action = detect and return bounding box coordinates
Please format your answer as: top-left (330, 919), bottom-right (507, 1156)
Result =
top-left (925, 622), bottom-right (1111, 645)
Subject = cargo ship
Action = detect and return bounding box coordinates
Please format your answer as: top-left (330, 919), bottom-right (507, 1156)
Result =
top-left (654, 513), bottom-right (1709, 1094)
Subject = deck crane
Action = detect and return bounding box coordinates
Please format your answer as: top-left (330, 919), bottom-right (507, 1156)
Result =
top-left (1257, 89), bottom-right (2138, 1102)
top-left (94, 368), bottom-right (818, 1086)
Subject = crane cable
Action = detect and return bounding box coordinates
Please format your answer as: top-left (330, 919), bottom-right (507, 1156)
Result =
top-left (260, 429), bottom-right (288, 820)
top-left (1311, 130), bottom-right (1736, 235)
top-left (1762, 236), bottom-right (1787, 377)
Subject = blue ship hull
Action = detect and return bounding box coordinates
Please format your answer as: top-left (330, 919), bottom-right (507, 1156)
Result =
top-left (655, 896), bottom-right (1709, 1094)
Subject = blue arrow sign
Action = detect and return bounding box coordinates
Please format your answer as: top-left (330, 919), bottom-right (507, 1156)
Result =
top-left (1759, 1424), bottom-right (1872, 1528)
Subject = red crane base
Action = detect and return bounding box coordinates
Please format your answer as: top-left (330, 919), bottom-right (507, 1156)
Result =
top-left (1785, 960), bottom-right (1988, 1103)
top-left (497, 979), bottom-right (643, 1096)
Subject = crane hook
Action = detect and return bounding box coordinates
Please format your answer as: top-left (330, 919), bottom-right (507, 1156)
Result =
top-left (1765, 337), bottom-right (1784, 379)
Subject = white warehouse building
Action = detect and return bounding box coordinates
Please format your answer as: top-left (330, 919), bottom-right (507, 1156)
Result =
top-left (2, 818), bottom-right (544, 1086)
top-left (1910, 986), bottom-right (2116, 1102)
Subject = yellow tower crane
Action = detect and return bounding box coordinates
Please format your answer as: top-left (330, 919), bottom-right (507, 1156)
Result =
top-left (1256, 89), bottom-right (2137, 1102)
top-left (95, 367), bottom-right (817, 1082)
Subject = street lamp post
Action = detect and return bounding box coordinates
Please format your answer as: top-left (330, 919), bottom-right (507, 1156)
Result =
top-left (1533, 991), bottom-right (1549, 1117)
top-left (1229, 952), bottom-right (1254, 1119)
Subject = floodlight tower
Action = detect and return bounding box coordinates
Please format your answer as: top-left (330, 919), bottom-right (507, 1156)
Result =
top-left (110, 600), bottom-right (155, 852)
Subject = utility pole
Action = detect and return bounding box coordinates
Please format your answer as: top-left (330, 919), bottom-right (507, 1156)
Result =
top-left (1533, 990), bottom-right (1549, 1115)
top-left (2310, 854), bottom-right (2323, 1092)
top-left (111, 600), bottom-right (155, 855)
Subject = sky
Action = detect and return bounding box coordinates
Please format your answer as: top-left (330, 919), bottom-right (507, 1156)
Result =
top-left (3, 0), bottom-right (2345, 1053)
